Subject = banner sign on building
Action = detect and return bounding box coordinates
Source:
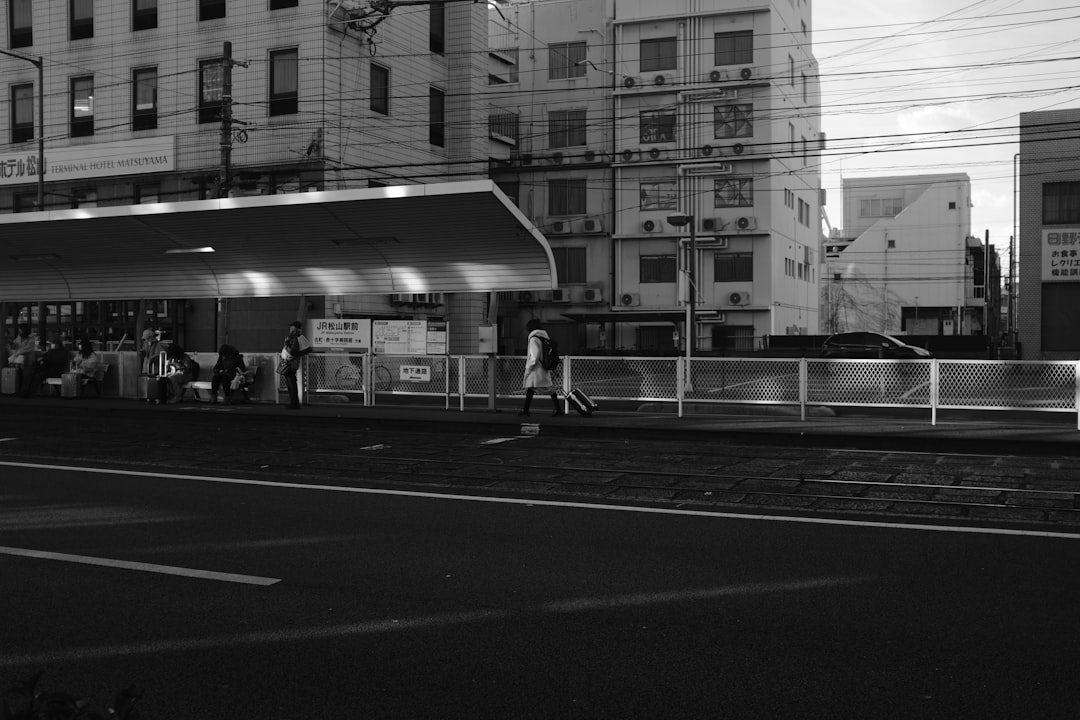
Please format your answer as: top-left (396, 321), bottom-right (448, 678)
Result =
top-left (0, 136), bottom-right (176, 186)
top-left (1042, 229), bottom-right (1080, 281)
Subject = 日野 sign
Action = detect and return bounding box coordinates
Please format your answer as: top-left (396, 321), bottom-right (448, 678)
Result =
top-left (1042, 229), bottom-right (1080, 281)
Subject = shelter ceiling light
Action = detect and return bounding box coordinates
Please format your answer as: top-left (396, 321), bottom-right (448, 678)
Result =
top-left (10, 253), bottom-right (60, 261)
top-left (164, 246), bottom-right (216, 254)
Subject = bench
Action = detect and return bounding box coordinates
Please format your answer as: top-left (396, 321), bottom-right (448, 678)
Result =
top-left (43, 364), bottom-right (110, 398)
top-left (180, 368), bottom-right (256, 403)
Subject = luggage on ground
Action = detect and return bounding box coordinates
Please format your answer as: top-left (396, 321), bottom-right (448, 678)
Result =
top-left (1, 367), bottom-right (20, 395)
top-left (565, 388), bottom-right (598, 417)
top-left (143, 375), bottom-right (167, 404)
top-left (60, 372), bottom-right (80, 398)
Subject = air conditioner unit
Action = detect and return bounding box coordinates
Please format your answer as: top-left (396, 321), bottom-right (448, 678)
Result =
top-left (518, 291), bottom-right (536, 303)
top-left (619, 292), bottom-right (640, 307)
top-left (622, 75), bottom-right (640, 89)
top-left (735, 216), bottom-right (757, 230)
top-left (389, 293), bottom-right (409, 304)
top-left (732, 143), bottom-right (745, 155)
top-left (652, 73), bottom-right (669, 86)
top-left (726, 291), bottom-right (750, 306)
top-left (581, 218), bottom-right (603, 234)
top-left (620, 149), bottom-right (640, 163)
top-left (708, 69), bottom-right (729, 83)
top-left (739, 67), bottom-right (754, 81)
top-left (518, 153), bottom-right (533, 166)
top-left (583, 149), bottom-right (597, 163)
top-left (420, 292), bottom-right (444, 306)
top-left (646, 147), bottom-right (664, 161)
top-left (551, 288), bottom-right (570, 303)
top-left (584, 287), bottom-right (603, 303)
top-left (701, 144), bottom-right (714, 157)
top-left (702, 218), bottom-right (720, 231)
top-left (641, 219), bottom-right (662, 233)
top-left (549, 220), bottom-right (572, 234)
top-left (550, 152), bottom-right (565, 165)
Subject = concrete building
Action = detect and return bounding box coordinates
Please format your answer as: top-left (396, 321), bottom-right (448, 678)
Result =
top-left (0, 0), bottom-right (495, 352)
top-left (486, 0), bottom-right (822, 354)
top-left (823, 173), bottom-right (998, 339)
top-left (1018, 107), bottom-right (1080, 359)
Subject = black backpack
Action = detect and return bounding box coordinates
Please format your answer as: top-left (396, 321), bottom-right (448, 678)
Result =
top-left (539, 336), bottom-right (561, 372)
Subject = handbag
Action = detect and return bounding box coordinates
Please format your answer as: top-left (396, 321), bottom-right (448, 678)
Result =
top-left (230, 371), bottom-right (243, 390)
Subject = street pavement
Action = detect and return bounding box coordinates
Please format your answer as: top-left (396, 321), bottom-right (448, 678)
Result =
top-left (2, 392), bottom-right (1080, 456)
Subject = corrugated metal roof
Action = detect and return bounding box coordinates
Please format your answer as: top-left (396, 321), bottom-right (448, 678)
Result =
top-left (0, 181), bottom-right (557, 300)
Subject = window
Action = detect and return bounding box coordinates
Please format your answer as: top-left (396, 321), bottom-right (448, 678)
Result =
top-left (70, 76), bottom-right (94, 137)
top-left (640, 37), bottom-right (676, 72)
top-left (549, 109), bottom-right (586, 148)
top-left (715, 252), bottom-right (753, 282)
top-left (714, 31), bottom-right (753, 66)
top-left (135, 184), bottom-right (160, 204)
top-left (11, 84), bottom-right (34, 143)
top-left (269, 49), bottom-right (298, 116)
top-left (198, 59), bottom-right (223, 124)
top-left (788, 55), bottom-right (794, 85)
top-left (1044, 182), bottom-right (1080, 225)
top-left (552, 247), bottom-right (587, 284)
top-left (798, 198), bottom-right (809, 226)
top-left (640, 255), bottom-right (677, 283)
top-left (9, 0), bottom-right (32, 47)
top-left (429, 87), bottom-right (445, 147)
top-left (132, 67), bottom-right (157, 131)
top-left (859, 197), bottom-right (904, 218)
top-left (133, 0), bottom-right (157, 30)
top-left (640, 181), bottom-right (677, 211)
top-left (270, 0), bottom-right (298, 8)
top-left (370, 64), bottom-right (389, 115)
top-left (70, 0), bottom-right (93, 40)
top-left (199, 0), bottom-right (225, 21)
top-left (801, 72), bottom-right (807, 102)
top-left (714, 104), bottom-right (752, 138)
top-left (714, 178), bottom-right (752, 207)
top-left (548, 42), bottom-right (586, 80)
top-left (71, 189), bottom-right (97, 209)
top-left (14, 192), bottom-right (36, 213)
top-left (640, 110), bottom-right (675, 143)
top-left (430, 2), bottom-right (444, 54)
top-left (547, 178), bottom-right (586, 216)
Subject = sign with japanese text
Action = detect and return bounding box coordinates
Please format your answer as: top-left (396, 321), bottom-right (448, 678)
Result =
top-left (400, 366), bottom-right (431, 383)
top-left (1042, 228), bottom-right (1080, 281)
top-left (0, 136), bottom-right (176, 186)
top-left (372, 319), bottom-right (448, 355)
top-left (310, 318), bottom-right (371, 350)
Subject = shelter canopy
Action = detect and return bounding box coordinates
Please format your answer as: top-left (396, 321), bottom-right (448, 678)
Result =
top-left (0, 181), bottom-right (557, 301)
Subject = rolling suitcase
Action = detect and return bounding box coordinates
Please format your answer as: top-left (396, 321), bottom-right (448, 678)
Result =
top-left (144, 376), bottom-right (168, 404)
top-left (60, 372), bottom-right (80, 398)
top-left (1, 367), bottom-right (20, 395)
top-left (565, 388), bottom-right (598, 417)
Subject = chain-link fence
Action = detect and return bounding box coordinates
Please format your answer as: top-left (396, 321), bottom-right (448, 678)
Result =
top-left (84, 351), bottom-right (1080, 428)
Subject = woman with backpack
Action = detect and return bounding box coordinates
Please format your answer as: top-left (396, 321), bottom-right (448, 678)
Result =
top-left (519, 318), bottom-right (563, 417)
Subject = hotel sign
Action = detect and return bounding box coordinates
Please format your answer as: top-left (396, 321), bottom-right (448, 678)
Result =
top-left (0, 136), bottom-right (176, 186)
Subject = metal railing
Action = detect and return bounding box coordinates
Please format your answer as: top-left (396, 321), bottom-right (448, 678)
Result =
top-left (39, 351), bottom-right (1080, 429)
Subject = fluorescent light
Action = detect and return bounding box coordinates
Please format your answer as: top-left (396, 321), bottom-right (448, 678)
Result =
top-left (165, 246), bottom-right (216, 254)
top-left (10, 253), bottom-right (60, 261)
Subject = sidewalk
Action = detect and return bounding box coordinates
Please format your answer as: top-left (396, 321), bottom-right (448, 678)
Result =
top-left (4, 393), bottom-right (1079, 456)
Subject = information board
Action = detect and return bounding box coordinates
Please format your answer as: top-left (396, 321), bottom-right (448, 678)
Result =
top-left (372, 319), bottom-right (448, 355)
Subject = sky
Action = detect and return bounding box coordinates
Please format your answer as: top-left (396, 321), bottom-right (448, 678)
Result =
top-left (811, 0), bottom-right (1080, 256)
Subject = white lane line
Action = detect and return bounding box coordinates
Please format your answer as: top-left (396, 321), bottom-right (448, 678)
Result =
top-left (1, 459), bottom-right (1077, 541)
top-left (0, 546), bottom-right (280, 586)
top-left (0, 575), bottom-right (862, 667)
top-left (0, 437), bottom-right (16, 442)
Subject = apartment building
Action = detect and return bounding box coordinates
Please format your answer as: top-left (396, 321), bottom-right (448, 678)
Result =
top-left (0, 0), bottom-right (493, 352)
top-left (823, 174), bottom-right (998, 339)
top-left (1017, 108), bottom-right (1080, 358)
top-left (486, 0), bottom-right (823, 354)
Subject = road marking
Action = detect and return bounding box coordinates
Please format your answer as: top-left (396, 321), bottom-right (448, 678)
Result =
top-left (0, 437), bottom-right (16, 442)
top-left (1, 460), bottom-right (1077, 541)
top-left (0, 575), bottom-right (862, 667)
top-left (0, 546), bottom-right (280, 586)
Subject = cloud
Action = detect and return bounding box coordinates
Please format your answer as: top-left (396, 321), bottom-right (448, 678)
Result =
top-left (896, 103), bottom-right (979, 135)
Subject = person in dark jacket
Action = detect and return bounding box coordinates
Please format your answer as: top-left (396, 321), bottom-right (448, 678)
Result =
top-left (20, 337), bottom-right (69, 396)
top-left (163, 343), bottom-right (199, 404)
top-left (210, 344), bottom-right (247, 404)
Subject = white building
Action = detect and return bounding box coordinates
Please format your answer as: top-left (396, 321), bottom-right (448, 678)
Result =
top-left (823, 174), bottom-right (992, 337)
top-left (486, 0), bottom-right (822, 354)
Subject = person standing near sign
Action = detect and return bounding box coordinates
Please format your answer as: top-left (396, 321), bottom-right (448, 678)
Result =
top-left (519, 318), bottom-right (563, 417)
top-left (281, 320), bottom-right (312, 409)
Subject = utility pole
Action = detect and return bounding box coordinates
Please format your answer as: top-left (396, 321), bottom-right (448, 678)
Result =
top-left (218, 42), bottom-right (247, 199)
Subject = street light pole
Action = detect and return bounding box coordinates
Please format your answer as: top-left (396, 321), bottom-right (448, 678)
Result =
top-left (667, 213), bottom-right (697, 384)
top-left (0, 49), bottom-right (44, 210)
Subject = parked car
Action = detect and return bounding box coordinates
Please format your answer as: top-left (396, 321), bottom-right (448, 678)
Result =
top-left (821, 331), bottom-right (933, 359)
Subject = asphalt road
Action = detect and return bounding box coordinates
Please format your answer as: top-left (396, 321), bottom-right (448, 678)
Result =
top-left (3, 453), bottom-right (1080, 718)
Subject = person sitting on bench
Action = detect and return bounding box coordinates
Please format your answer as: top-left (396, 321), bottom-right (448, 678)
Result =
top-left (20, 337), bottom-right (68, 397)
top-left (210, 344), bottom-right (247, 404)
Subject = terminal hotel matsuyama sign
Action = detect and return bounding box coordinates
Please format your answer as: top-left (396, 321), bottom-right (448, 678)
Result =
top-left (0, 136), bottom-right (175, 185)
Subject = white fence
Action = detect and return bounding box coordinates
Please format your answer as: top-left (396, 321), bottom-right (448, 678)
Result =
top-left (46, 351), bottom-right (1080, 428)
top-left (303, 354), bottom-right (1080, 428)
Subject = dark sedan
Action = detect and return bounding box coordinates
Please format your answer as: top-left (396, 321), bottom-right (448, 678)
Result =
top-left (821, 331), bottom-right (933, 359)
